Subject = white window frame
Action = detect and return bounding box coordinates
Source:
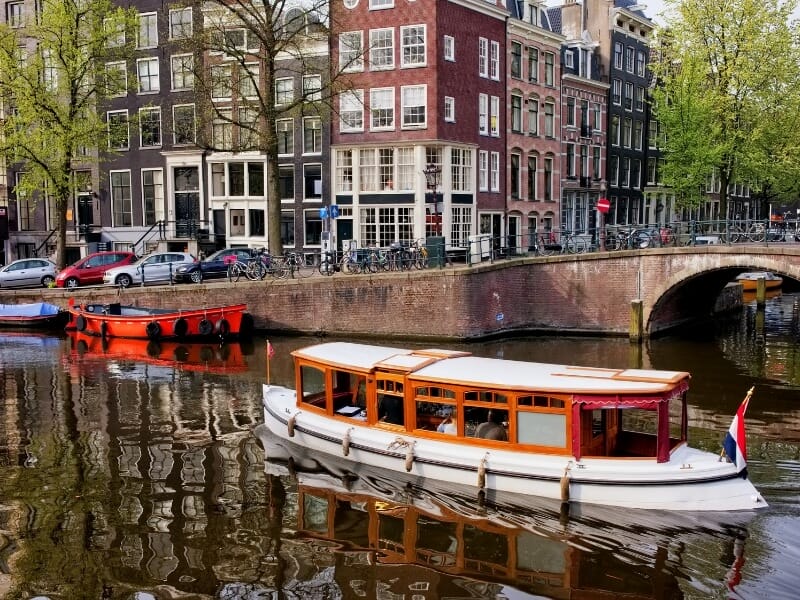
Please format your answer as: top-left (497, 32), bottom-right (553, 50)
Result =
top-left (137, 12), bottom-right (158, 49)
top-left (303, 117), bottom-right (322, 154)
top-left (211, 64), bottom-right (233, 101)
top-left (110, 170), bottom-right (133, 227)
top-left (490, 96), bottom-right (500, 137)
top-left (369, 0), bottom-right (394, 8)
top-left (275, 77), bottom-right (294, 105)
top-left (369, 28), bottom-right (395, 71)
top-left (7, 1), bottom-right (24, 28)
top-left (241, 63), bottom-right (260, 100)
top-left (172, 104), bottom-right (195, 145)
top-left (277, 118), bottom-right (294, 156)
top-left (303, 74), bottom-right (322, 101)
top-left (478, 150), bottom-right (488, 191)
top-left (370, 87), bottom-right (395, 131)
top-left (170, 54), bottom-right (193, 92)
top-left (478, 37), bottom-right (488, 78)
top-left (444, 96), bottom-right (455, 123)
top-left (106, 61), bottom-right (127, 97)
top-left (141, 168), bottom-right (164, 226)
top-left (489, 40), bottom-right (500, 80)
top-left (400, 24), bottom-right (426, 68)
top-left (107, 109), bottom-right (129, 150)
top-left (478, 93), bottom-right (488, 135)
top-left (137, 57), bottom-right (159, 93)
top-left (339, 31), bottom-right (364, 72)
top-left (401, 84), bottom-right (427, 129)
top-left (169, 7), bottom-right (192, 40)
top-left (444, 35), bottom-right (455, 61)
top-left (139, 106), bottom-right (162, 148)
top-left (490, 151), bottom-right (500, 192)
top-left (340, 89), bottom-right (365, 132)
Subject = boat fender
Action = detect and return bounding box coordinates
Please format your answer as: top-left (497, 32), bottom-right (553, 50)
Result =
top-left (342, 428), bottom-right (353, 456)
top-left (145, 321), bottom-right (161, 340)
top-left (405, 445), bottom-right (415, 472)
top-left (287, 456), bottom-right (296, 479)
top-left (198, 318), bottom-right (214, 336)
top-left (100, 321), bottom-right (108, 339)
top-left (215, 318), bottom-right (231, 338)
top-left (288, 414), bottom-right (297, 437)
top-left (75, 315), bottom-right (87, 332)
top-left (560, 465), bottom-right (572, 503)
top-left (478, 454), bottom-right (489, 489)
top-left (173, 317), bottom-right (189, 338)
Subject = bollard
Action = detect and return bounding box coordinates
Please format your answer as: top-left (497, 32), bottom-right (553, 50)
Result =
top-left (756, 277), bottom-right (766, 306)
top-left (630, 299), bottom-right (643, 344)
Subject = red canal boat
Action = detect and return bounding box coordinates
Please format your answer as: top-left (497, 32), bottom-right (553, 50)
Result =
top-left (65, 298), bottom-right (252, 341)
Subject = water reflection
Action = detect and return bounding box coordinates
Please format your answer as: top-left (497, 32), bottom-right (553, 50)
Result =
top-left (0, 295), bottom-right (799, 599)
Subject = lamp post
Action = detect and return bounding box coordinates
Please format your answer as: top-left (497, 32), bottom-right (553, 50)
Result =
top-left (423, 164), bottom-right (442, 236)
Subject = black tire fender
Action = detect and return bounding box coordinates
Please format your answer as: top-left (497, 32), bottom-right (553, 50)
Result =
top-left (145, 321), bottom-right (162, 340)
top-left (215, 318), bottom-right (231, 338)
top-left (173, 317), bottom-right (189, 338)
top-left (75, 315), bottom-right (87, 332)
top-left (198, 318), bottom-right (214, 336)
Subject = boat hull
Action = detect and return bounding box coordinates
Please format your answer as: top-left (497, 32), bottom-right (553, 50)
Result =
top-left (736, 273), bottom-right (782, 291)
top-left (260, 384), bottom-right (767, 512)
top-left (0, 303), bottom-right (68, 329)
top-left (66, 302), bottom-right (251, 340)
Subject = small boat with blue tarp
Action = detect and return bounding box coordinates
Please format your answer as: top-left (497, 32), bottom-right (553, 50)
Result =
top-left (0, 302), bottom-right (68, 329)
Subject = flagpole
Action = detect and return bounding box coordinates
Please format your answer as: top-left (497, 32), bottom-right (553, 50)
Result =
top-left (720, 386), bottom-right (755, 461)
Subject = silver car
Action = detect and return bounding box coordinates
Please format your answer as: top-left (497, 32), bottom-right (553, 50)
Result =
top-left (103, 252), bottom-right (196, 288)
top-left (0, 258), bottom-right (58, 289)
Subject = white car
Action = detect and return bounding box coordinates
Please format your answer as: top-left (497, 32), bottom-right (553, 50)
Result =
top-left (0, 258), bottom-right (58, 289)
top-left (103, 252), bottom-right (196, 288)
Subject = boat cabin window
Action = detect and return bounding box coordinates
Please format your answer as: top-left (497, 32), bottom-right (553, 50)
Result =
top-left (414, 386), bottom-right (457, 433)
top-left (515, 394), bottom-right (568, 448)
top-left (467, 407), bottom-right (509, 441)
top-left (464, 390), bottom-right (508, 404)
top-left (331, 369), bottom-right (367, 416)
top-left (299, 364), bottom-right (326, 409)
top-left (517, 395), bottom-right (565, 409)
top-left (377, 377), bottom-right (404, 426)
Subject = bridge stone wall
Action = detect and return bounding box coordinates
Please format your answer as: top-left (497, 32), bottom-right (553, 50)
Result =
top-left (5, 245), bottom-right (800, 340)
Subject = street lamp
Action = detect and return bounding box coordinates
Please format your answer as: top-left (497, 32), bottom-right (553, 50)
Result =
top-left (423, 164), bottom-right (442, 236)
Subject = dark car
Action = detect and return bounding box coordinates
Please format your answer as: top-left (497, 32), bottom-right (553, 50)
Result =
top-left (172, 248), bottom-right (254, 283)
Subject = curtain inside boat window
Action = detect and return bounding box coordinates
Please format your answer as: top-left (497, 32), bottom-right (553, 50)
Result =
top-left (299, 364), bottom-right (327, 408)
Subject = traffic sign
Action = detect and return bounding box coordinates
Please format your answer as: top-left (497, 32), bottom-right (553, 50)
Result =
top-left (330, 205), bottom-right (340, 219)
top-left (319, 207), bottom-right (328, 219)
top-left (597, 197), bottom-right (610, 213)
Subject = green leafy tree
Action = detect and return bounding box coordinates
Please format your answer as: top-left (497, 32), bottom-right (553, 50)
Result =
top-left (191, 1), bottom-right (355, 255)
top-left (0, 0), bottom-right (136, 268)
top-left (651, 0), bottom-right (800, 218)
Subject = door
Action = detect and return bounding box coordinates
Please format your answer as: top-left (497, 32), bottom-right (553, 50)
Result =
top-left (337, 218), bottom-right (353, 251)
top-left (174, 167), bottom-right (200, 238)
top-left (138, 254), bottom-right (165, 283)
top-left (508, 216), bottom-right (520, 255)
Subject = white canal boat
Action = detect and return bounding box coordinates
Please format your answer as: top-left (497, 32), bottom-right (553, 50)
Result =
top-left (258, 342), bottom-right (767, 512)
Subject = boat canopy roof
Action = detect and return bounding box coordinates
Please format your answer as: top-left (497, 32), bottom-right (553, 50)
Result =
top-left (736, 271), bottom-right (780, 280)
top-left (0, 302), bottom-right (61, 317)
top-left (292, 342), bottom-right (690, 395)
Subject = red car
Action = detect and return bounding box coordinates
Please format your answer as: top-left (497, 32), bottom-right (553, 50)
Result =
top-left (55, 251), bottom-right (137, 288)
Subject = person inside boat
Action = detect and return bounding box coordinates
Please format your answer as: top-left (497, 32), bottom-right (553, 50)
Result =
top-left (475, 410), bottom-right (507, 441)
top-left (378, 394), bottom-right (404, 425)
top-left (437, 409), bottom-right (457, 434)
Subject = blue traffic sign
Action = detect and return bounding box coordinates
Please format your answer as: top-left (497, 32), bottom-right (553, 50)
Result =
top-left (319, 207), bottom-right (328, 219)
top-left (330, 205), bottom-right (340, 219)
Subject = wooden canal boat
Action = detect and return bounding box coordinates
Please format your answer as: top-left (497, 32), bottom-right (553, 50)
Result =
top-left (258, 342), bottom-right (767, 512)
top-left (65, 298), bottom-right (252, 341)
top-left (0, 302), bottom-right (68, 329)
top-left (735, 271), bottom-right (783, 291)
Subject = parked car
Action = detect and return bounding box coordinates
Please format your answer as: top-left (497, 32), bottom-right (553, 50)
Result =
top-left (103, 252), bottom-right (196, 288)
top-left (55, 251), bottom-right (137, 288)
top-left (0, 258), bottom-right (58, 289)
top-left (172, 248), bottom-right (254, 284)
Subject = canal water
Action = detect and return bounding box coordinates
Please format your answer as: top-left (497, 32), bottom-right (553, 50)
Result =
top-left (1, 294), bottom-right (799, 600)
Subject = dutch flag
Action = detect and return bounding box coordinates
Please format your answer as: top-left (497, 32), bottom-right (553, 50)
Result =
top-left (723, 387), bottom-right (754, 475)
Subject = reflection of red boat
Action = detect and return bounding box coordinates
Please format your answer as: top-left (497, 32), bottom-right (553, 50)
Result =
top-left (65, 298), bottom-right (252, 341)
top-left (67, 332), bottom-right (250, 374)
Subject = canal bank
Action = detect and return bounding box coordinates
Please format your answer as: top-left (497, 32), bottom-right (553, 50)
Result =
top-left (1, 256), bottom-right (746, 341)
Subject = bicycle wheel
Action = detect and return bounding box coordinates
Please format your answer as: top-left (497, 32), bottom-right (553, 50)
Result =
top-left (538, 236), bottom-right (557, 256)
top-left (566, 236), bottom-right (586, 254)
top-left (632, 230), bottom-right (653, 249)
top-left (417, 247), bottom-right (429, 269)
top-left (271, 258), bottom-right (289, 279)
top-left (227, 262), bottom-right (243, 283)
top-left (292, 253), bottom-right (313, 278)
top-left (318, 254), bottom-right (335, 276)
top-left (246, 260), bottom-right (266, 281)
top-left (341, 256), bottom-right (360, 274)
top-left (748, 223), bottom-right (766, 242)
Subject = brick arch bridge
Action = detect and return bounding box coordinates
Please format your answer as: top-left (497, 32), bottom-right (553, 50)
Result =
top-left (14, 245), bottom-right (800, 340)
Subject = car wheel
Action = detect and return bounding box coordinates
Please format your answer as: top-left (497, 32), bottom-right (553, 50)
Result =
top-left (116, 274), bottom-right (133, 288)
top-left (190, 270), bottom-right (203, 284)
top-left (41, 275), bottom-right (55, 287)
top-left (66, 277), bottom-right (79, 288)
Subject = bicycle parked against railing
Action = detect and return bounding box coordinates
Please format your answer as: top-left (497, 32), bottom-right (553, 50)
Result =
top-left (408, 238), bottom-right (429, 269)
top-left (604, 226), bottom-right (655, 251)
top-left (532, 231), bottom-right (588, 255)
top-left (283, 250), bottom-right (313, 278)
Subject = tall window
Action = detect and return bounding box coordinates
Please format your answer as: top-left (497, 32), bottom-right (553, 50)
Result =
top-left (336, 149), bottom-right (353, 192)
top-left (110, 171), bottom-right (132, 226)
top-left (444, 35), bottom-right (455, 61)
top-left (241, 64), bottom-right (260, 99)
top-left (211, 64), bottom-right (233, 99)
top-left (636, 50), bottom-right (646, 77)
top-left (489, 40), bottom-right (500, 80)
top-left (302, 74), bottom-right (321, 100)
top-left (489, 151), bottom-right (499, 192)
top-left (544, 52), bottom-right (554, 86)
top-left (452, 148), bottom-right (472, 192)
top-left (277, 119), bottom-right (294, 155)
top-left (339, 32), bottom-right (363, 72)
top-left (304, 164), bottom-right (322, 199)
top-left (612, 79), bottom-right (621, 105)
top-left (510, 153), bottom-right (520, 198)
top-left (108, 110), bottom-right (129, 149)
top-left (566, 143), bottom-right (575, 177)
top-left (401, 25), bottom-right (426, 67)
top-left (510, 42), bottom-right (522, 78)
top-left (275, 77), bottom-right (293, 104)
top-left (566, 96), bottom-right (575, 126)
top-left (303, 117), bottom-right (322, 153)
top-left (544, 101), bottom-right (554, 137)
top-left (137, 58), bottom-right (159, 92)
top-left (511, 94), bottom-right (522, 132)
top-left (444, 96), bottom-right (455, 122)
top-left (173, 105), bottom-right (195, 145)
top-left (528, 97), bottom-right (538, 134)
top-left (371, 88), bottom-right (394, 130)
top-left (490, 96), bottom-right (499, 136)
top-left (478, 150), bottom-right (488, 191)
top-left (138, 13), bottom-right (158, 48)
top-left (340, 90), bottom-right (364, 132)
top-left (139, 107), bottom-right (161, 147)
top-left (401, 85), bottom-right (426, 128)
top-left (106, 61), bottom-right (127, 97)
top-left (613, 42), bottom-right (623, 70)
top-left (142, 169), bottom-right (163, 225)
top-left (528, 47), bottom-right (538, 81)
top-left (169, 8), bottom-right (192, 39)
top-left (543, 157), bottom-right (553, 201)
top-left (478, 37), bottom-right (488, 77)
top-left (451, 206), bottom-right (472, 248)
top-left (212, 109), bottom-right (233, 149)
top-left (625, 46), bottom-right (635, 72)
top-left (7, 2), bottom-right (24, 28)
top-left (171, 55), bottom-right (193, 91)
top-left (370, 28), bottom-right (394, 70)
top-left (478, 93), bottom-right (488, 135)
top-left (593, 146), bottom-right (601, 179)
top-left (527, 155), bottom-right (537, 200)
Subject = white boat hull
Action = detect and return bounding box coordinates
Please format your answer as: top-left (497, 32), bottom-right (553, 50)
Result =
top-left (260, 385), bottom-right (767, 512)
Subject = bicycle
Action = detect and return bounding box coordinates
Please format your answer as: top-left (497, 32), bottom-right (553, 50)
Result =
top-left (283, 251), bottom-right (313, 278)
top-left (409, 238), bottom-right (429, 269)
top-left (227, 253), bottom-right (267, 282)
top-left (604, 227), bottom-right (653, 251)
top-left (318, 250), bottom-right (336, 276)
